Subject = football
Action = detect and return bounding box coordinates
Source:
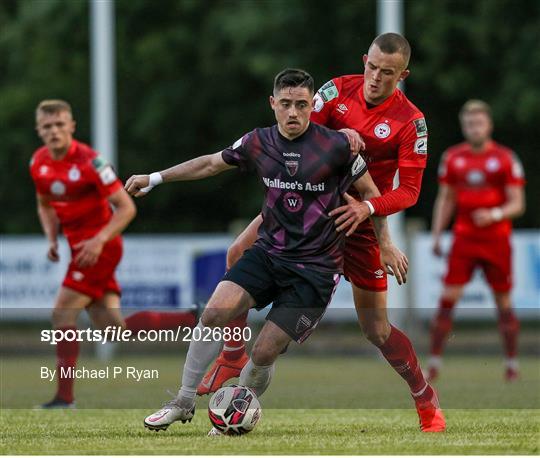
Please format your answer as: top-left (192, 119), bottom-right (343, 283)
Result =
top-left (208, 385), bottom-right (262, 435)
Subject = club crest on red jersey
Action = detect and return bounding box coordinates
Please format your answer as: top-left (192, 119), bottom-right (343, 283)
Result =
top-left (374, 122), bottom-right (391, 139)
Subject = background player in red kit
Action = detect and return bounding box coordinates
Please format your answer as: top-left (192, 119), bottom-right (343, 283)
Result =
top-left (30, 100), bottom-right (196, 408)
top-left (428, 100), bottom-right (526, 382)
top-left (199, 34), bottom-right (445, 432)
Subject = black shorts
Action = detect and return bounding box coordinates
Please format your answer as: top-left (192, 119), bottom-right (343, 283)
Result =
top-left (223, 246), bottom-right (340, 343)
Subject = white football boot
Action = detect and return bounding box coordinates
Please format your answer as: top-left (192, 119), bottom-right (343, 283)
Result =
top-left (144, 398), bottom-right (195, 431)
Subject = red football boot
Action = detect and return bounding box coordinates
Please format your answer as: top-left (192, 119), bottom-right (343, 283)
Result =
top-left (197, 350), bottom-right (249, 395)
top-left (413, 384), bottom-right (446, 432)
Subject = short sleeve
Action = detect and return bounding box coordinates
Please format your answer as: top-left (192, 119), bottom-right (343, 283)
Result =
top-left (89, 155), bottom-right (123, 198)
top-left (505, 151), bottom-right (526, 186)
top-left (397, 116), bottom-right (428, 169)
top-left (311, 78), bottom-right (342, 127)
top-left (221, 131), bottom-right (253, 172)
top-left (340, 152), bottom-right (367, 193)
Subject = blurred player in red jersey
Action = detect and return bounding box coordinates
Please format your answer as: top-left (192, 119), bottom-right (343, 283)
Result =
top-left (428, 100), bottom-right (526, 382)
top-left (198, 34), bottom-right (445, 432)
top-left (30, 100), bottom-right (196, 408)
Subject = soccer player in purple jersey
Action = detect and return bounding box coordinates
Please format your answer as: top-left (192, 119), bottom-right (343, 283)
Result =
top-left (125, 68), bottom-right (407, 432)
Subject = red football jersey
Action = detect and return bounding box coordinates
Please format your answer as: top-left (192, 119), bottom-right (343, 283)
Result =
top-left (311, 74), bottom-right (428, 196)
top-left (29, 140), bottom-right (123, 245)
top-left (438, 140), bottom-right (525, 238)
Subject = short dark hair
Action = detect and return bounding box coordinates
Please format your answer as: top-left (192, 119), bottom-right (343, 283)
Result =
top-left (370, 33), bottom-right (411, 69)
top-left (273, 68), bottom-right (314, 95)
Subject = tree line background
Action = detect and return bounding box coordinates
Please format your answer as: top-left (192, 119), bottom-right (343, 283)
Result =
top-left (1, 0), bottom-right (539, 234)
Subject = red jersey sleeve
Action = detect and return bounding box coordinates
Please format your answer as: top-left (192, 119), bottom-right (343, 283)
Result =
top-left (397, 115), bottom-right (428, 169)
top-left (310, 78), bottom-right (342, 126)
top-left (504, 151), bottom-right (526, 186)
top-left (87, 155), bottom-right (123, 198)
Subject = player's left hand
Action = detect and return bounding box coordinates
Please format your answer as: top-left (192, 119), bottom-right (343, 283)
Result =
top-left (471, 208), bottom-right (493, 227)
top-left (329, 193), bottom-right (370, 236)
top-left (73, 236), bottom-right (105, 268)
top-left (380, 244), bottom-right (408, 285)
top-left (338, 128), bottom-right (365, 154)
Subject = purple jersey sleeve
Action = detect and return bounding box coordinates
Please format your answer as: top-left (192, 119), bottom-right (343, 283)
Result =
top-left (221, 131), bottom-right (254, 172)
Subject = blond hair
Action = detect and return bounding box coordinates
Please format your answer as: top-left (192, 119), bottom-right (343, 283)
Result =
top-left (35, 99), bottom-right (72, 121)
top-left (459, 99), bottom-right (491, 122)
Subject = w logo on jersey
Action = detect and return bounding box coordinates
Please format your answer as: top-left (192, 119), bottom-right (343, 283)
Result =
top-left (283, 192), bottom-right (303, 213)
top-left (285, 160), bottom-right (299, 177)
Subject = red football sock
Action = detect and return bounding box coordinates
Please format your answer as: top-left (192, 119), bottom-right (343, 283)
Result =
top-left (430, 298), bottom-right (456, 356)
top-left (125, 310), bottom-right (196, 332)
top-left (498, 309), bottom-right (519, 358)
top-left (221, 311), bottom-right (248, 361)
top-left (55, 326), bottom-right (79, 403)
top-left (378, 325), bottom-right (426, 394)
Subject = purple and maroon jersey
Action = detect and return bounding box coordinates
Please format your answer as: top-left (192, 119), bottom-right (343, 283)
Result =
top-left (221, 123), bottom-right (367, 273)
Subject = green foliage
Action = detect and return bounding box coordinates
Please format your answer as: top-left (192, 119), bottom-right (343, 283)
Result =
top-left (0, 0), bottom-right (537, 233)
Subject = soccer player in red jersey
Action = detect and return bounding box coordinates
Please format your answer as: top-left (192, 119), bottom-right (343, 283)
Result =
top-left (428, 100), bottom-right (526, 382)
top-left (198, 34), bottom-right (445, 432)
top-left (30, 100), bottom-right (196, 408)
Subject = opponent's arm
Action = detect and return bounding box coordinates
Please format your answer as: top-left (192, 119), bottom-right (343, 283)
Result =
top-left (74, 189), bottom-right (136, 268)
top-left (330, 172), bottom-right (408, 284)
top-left (36, 194), bottom-right (61, 262)
top-left (125, 152), bottom-right (235, 197)
top-left (471, 185), bottom-right (525, 228)
top-left (227, 214), bottom-right (263, 269)
top-left (431, 184), bottom-right (456, 256)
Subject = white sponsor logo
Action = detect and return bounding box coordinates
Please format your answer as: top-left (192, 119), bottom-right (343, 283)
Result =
top-left (336, 103), bottom-right (348, 114)
top-left (262, 177), bottom-right (325, 192)
top-left (68, 166), bottom-right (81, 181)
top-left (313, 93), bottom-right (324, 112)
top-left (351, 155), bottom-right (366, 176)
top-left (283, 192), bottom-right (303, 213)
top-left (485, 157), bottom-right (500, 172)
top-left (232, 137), bottom-right (243, 149)
top-left (466, 169), bottom-right (485, 185)
top-left (99, 166), bottom-right (116, 185)
top-left (374, 269), bottom-right (384, 279)
top-left (414, 137), bottom-right (428, 154)
top-left (50, 180), bottom-right (66, 196)
top-left (374, 122), bottom-right (391, 139)
top-left (283, 152), bottom-right (301, 157)
top-left (72, 271), bottom-right (84, 281)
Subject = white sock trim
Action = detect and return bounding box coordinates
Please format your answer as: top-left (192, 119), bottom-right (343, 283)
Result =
top-left (223, 343), bottom-right (244, 352)
top-left (411, 382), bottom-right (428, 398)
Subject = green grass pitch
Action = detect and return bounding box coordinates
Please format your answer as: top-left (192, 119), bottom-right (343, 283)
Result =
top-left (1, 355), bottom-right (539, 454)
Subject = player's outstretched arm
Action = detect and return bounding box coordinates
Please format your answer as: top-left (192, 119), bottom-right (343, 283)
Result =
top-left (125, 152), bottom-right (236, 197)
top-left (431, 184), bottom-right (456, 256)
top-left (36, 194), bottom-right (61, 262)
top-left (74, 189), bottom-right (136, 268)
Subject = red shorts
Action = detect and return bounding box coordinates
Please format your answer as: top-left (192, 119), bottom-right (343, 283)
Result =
top-left (63, 235), bottom-right (123, 300)
top-left (343, 225), bottom-right (387, 292)
top-left (444, 235), bottom-right (512, 292)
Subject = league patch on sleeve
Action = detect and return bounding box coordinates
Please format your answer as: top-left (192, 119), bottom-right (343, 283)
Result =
top-left (92, 155), bottom-right (108, 171)
top-left (413, 118), bottom-right (428, 137)
top-left (318, 80), bottom-right (339, 102)
top-left (313, 93), bottom-right (325, 112)
top-left (511, 152), bottom-right (524, 178)
top-left (414, 137), bottom-right (428, 155)
top-left (351, 154), bottom-right (367, 176)
top-left (92, 155), bottom-right (117, 185)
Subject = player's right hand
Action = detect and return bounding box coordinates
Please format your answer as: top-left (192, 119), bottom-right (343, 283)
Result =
top-left (125, 174), bottom-right (152, 197)
top-left (47, 241), bottom-right (59, 262)
top-left (338, 128), bottom-right (365, 154)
